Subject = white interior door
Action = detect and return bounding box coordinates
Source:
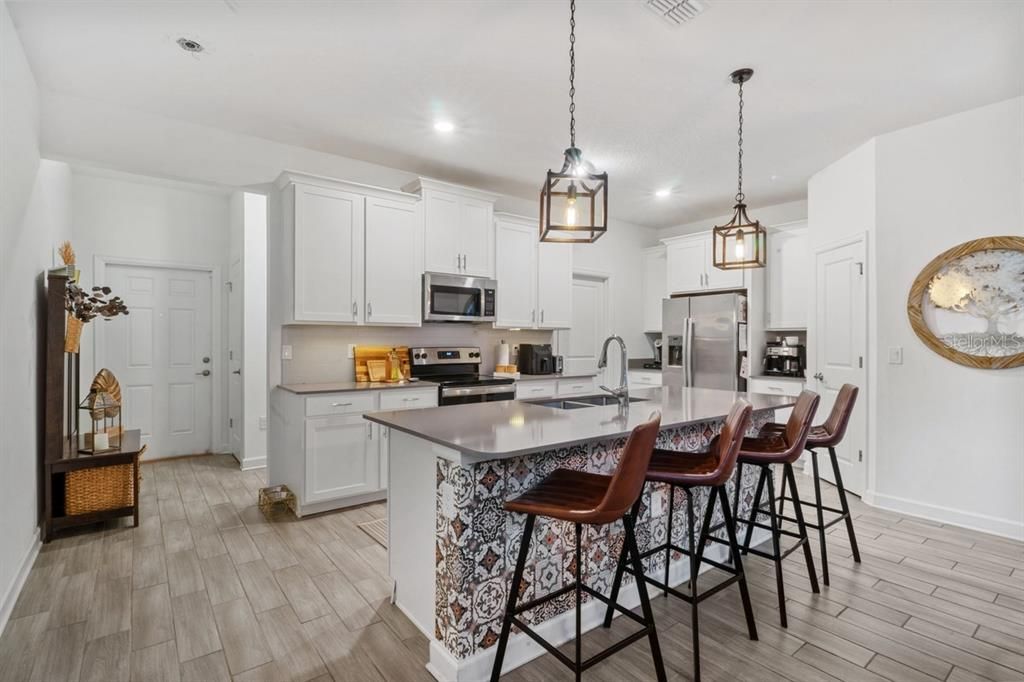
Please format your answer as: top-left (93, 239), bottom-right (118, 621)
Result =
top-left (811, 238), bottom-right (867, 494)
top-left (558, 275), bottom-right (613, 383)
top-left (104, 264), bottom-right (214, 458)
top-left (228, 259), bottom-right (243, 458)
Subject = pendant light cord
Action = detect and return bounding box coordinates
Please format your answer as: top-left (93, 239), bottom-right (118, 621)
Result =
top-left (569, 0), bottom-right (576, 149)
top-left (736, 75), bottom-right (745, 203)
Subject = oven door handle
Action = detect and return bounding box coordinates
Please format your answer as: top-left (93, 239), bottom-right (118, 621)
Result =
top-left (440, 384), bottom-right (515, 398)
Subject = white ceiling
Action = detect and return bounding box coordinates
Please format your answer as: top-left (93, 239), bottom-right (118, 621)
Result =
top-left (8, 0), bottom-right (1023, 228)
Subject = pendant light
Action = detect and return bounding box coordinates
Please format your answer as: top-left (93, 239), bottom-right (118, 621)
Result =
top-left (712, 68), bottom-right (766, 269)
top-left (539, 0), bottom-right (608, 243)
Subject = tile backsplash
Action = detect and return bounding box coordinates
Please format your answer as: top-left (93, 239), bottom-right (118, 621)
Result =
top-left (281, 325), bottom-right (553, 384)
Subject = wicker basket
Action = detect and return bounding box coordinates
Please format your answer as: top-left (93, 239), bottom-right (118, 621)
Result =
top-left (65, 461), bottom-right (137, 516)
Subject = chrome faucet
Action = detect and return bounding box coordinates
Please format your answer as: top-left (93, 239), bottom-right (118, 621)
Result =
top-left (597, 334), bottom-right (629, 409)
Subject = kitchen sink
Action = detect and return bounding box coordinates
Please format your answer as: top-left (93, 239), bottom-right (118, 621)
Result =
top-left (528, 395), bottom-right (649, 410)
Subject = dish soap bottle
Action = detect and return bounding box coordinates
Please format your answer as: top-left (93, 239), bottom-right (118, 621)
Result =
top-left (386, 348), bottom-right (402, 383)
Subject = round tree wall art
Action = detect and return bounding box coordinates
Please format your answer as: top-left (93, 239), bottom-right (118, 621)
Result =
top-left (907, 236), bottom-right (1024, 369)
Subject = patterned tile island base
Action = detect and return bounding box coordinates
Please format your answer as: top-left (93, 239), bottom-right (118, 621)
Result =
top-left (431, 410), bottom-right (775, 665)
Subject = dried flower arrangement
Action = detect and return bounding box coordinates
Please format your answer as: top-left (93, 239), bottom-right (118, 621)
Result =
top-left (58, 241), bottom-right (130, 353)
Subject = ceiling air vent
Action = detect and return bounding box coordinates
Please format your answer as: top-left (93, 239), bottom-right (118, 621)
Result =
top-left (644, 0), bottom-right (708, 25)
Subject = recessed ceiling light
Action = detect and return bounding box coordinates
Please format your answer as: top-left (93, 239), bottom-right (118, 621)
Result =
top-left (176, 37), bottom-right (204, 53)
top-left (655, 188), bottom-right (672, 199)
top-left (433, 120), bottom-right (455, 134)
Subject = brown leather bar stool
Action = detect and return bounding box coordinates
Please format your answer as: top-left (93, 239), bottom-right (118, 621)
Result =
top-left (490, 414), bottom-right (667, 682)
top-left (768, 384), bottom-right (861, 586)
top-left (602, 400), bottom-right (758, 682)
top-left (733, 390), bottom-right (821, 628)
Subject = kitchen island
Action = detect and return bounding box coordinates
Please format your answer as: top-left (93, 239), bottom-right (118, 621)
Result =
top-left (364, 386), bottom-right (794, 682)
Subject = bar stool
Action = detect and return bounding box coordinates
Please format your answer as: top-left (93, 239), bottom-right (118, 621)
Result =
top-left (768, 384), bottom-right (861, 585)
top-left (490, 414), bottom-right (667, 682)
top-left (733, 390), bottom-right (821, 628)
top-left (603, 399), bottom-right (758, 682)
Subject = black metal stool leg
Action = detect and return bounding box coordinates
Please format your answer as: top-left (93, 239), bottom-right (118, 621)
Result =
top-left (686, 491), bottom-right (701, 682)
top-left (574, 522), bottom-right (582, 682)
top-left (624, 512), bottom-right (668, 682)
top-left (603, 498), bottom-right (640, 628)
top-left (491, 514), bottom-right (535, 682)
top-left (717, 486), bottom-right (757, 641)
top-left (810, 450), bottom-right (830, 586)
top-left (742, 466), bottom-right (768, 554)
top-left (830, 446), bottom-right (861, 563)
top-left (764, 467), bottom-right (788, 628)
top-left (777, 463), bottom-right (788, 519)
top-left (785, 463), bottom-right (820, 594)
top-left (664, 484), bottom-right (674, 597)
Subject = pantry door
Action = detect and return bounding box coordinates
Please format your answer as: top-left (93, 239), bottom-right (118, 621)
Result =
top-left (810, 237), bottom-right (867, 494)
top-left (103, 264), bottom-right (214, 458)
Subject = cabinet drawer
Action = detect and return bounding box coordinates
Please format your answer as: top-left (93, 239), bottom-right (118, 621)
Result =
top-left (515, 380), bottom-right (556, 400)
top-left (628, 371), bottom-right (662, 387)
top-left (556, 377), bottom-right (596, 397)
top-left (748, 379), bottom-right (804, 397)
top-left (305, 392), bottom-right (378, 417)
top-left (379, 387), bottom-right (438, 411)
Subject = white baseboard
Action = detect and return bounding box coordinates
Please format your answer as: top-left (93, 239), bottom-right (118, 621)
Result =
top-left (866, 491), bottom-right (1024, 541)
top-left (426, 529), bottom-right (770, 681)
top-left (239, 456), bottom-right (266, 471)
top-left (0, 529), bottom-right (41, 636)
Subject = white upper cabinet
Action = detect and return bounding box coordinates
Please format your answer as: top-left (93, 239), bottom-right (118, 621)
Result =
top-left (642, 247), bottom-right (667, 332)
top-left (664, 233), bottom-right (744, 295)
top-left (404, 178), bottom-right (498, 278)
top-left (364, 196), bottom-right (422, 325)
top-left (292, 183), bottom-right (364, 323)
top-left (493, 213), bottom-right (572, 330)
top-left (280, 172), bottom-right (422, 326)
top-left (494, 218), bottom-right (537, 328)
top-left (537, 242), bottom-right (572, 329)
top-left (766, 221), bottom-right (810, 329)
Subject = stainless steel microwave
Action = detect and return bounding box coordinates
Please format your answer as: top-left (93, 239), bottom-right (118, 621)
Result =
top-left (422, 272), bottom-right (497, 323)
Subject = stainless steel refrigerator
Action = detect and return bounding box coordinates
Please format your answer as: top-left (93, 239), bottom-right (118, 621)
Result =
top-left (662, 292), bottom-right (747, 391)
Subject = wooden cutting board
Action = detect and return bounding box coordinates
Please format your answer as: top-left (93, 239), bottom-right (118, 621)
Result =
top-left (354, 346), bottom-right (411, 383)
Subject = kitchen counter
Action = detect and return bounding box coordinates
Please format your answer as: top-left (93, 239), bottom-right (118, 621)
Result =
top-left (374, 386), bottom-right (787, 680)
top-left (750, 374), bottom-right (806, 382)
top-left (365, 385), bottom-right (792, 460)
top-left (277, 380), bottom-right (429, 394)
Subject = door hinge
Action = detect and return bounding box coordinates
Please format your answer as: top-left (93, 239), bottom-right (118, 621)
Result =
top-left (858, 356), bottom-right (863, 368)
top-left (227, 281), bottom-right (234, 292)
top-left (229, 350), bottom-right (234, 360)
top-left (229, 418), bottom-right (234, 428)
top-left (855, 262), bottom-right (864, 275)
top-left (858, 449), bottom-right (863, 462)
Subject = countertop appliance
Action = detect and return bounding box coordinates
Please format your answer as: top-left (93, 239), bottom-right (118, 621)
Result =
top-left (663, 292), bottom-right (747, 391)
top-left (518, 343), bottom-right (554, 375)
top-left (643, 339), bottom-right (663, 369)
top-left (763, 342), bottom-right (805, 378)
top-left (409, 346), bottom-right (515, 405)
top-left (422, 272), bottom-right (497, 323)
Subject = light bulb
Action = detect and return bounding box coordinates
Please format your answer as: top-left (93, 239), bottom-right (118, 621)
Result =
top-left (734, 235), bottom-right (746, 260)
top-left (565, 183), bottom-right (578, 226)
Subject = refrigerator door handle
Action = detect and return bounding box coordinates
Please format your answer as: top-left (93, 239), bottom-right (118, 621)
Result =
top-left (687, 317), bottom-right (695, 387)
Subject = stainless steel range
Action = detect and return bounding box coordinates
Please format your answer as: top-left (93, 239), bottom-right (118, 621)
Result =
top-left (409, 346), bottom-right (516, 406)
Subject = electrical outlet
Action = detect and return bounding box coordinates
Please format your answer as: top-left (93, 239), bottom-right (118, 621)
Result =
top-left (258, 416), bottom-right (267, 430)
top-left (281, 344), bottom-right (293, 360)
top-left (888, 346), bottom-right (903, 365)
top-left (348, 344), bottom-right (356, 359)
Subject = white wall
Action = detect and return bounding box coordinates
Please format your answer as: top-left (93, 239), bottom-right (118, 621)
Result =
top-left (657, 199), bottom-right (808, 241)
top-left (809, 98), bottom-right (1024, 538)
top-left (71, 167), bottom-right (233, 450)
top-left (0, 0), bottom-right (72, 632)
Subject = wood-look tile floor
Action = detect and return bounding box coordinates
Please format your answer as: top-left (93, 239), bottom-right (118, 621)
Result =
top-left (1, 454), bottom-right (1021, 682)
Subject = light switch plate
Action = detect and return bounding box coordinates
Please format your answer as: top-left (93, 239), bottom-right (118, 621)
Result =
top-left (888, 346), bottom-right (903, 364)
top-left (281, 344), bottom-right (293, 360)
top-left (347, 344), bottom-right (356, 359)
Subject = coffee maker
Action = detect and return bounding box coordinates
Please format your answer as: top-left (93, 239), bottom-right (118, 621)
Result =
top-left (763, 341), bottom-right (805, 377)
top-left (518, 344), bottom-right (554, 375)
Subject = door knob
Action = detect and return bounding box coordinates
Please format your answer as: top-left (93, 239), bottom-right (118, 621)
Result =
top-left (196, 369), bottom-right (211, 377)
top-left (813, 372), bottom-right (824, 381)
top-left (232, 369), bottom-right (241, 375)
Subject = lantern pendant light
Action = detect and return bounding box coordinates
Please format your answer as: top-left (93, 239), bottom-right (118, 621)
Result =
top-left (539, 0), bottom-right (608, 243)
top-left (712, 68), bottom-right (766, 269)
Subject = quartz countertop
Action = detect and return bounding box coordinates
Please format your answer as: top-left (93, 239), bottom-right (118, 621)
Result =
top-left (278, 381), bottom-right (432, 394)
top-left (364, 386), bottom-right (794, 459)
top-left (749, 375), bottom-right (807, 383)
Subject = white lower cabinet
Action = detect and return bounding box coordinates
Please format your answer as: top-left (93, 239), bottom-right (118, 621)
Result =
top-left (628, 370), bottom-right (662, 387)
top-left (556, 376), bottom-right (597, 397)
top-left (747, 377), bottom-right (805, 423)
top-left (270, 386), bottom-right (438, 515)
top-left (305, 415), bottom-right (378, 503)
top-left (515, 380), bottom-right (557, 400)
